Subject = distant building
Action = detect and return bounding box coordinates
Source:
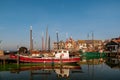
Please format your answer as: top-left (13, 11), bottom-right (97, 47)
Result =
top-left (53, 42), bottom-right (58, 50)
top-left (53, 37), bottom-right (103, 52)
top-left (53, 40), bottom-right (65, 50)
top-left (59, 40), bottom-right (65, 49)
top-left (76, 40), bottom-right (87, 51)
top-left (65, 37), bottom-right (76, 51)
top-left (76, 40), bottom-right (103, 52)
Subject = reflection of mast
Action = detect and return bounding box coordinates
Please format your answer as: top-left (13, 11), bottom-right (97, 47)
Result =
top-left (30, 26), bottom-right (33, 50)
top-left (55, 65), bottom-right (69, 78)
top-left (30, 70), bottom-right (50, 80)
top-left (92, 59), bottom-right (95, 80)
top-left (87, 60), bottom-right (90, 78)
top-left (30, 70), bottom-right (33, 80)
top-left (45, 27), bottom-right (48, 51)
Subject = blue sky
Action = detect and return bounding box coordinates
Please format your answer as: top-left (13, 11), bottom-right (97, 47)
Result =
top-left (0, 0), bottom-right (120, 50)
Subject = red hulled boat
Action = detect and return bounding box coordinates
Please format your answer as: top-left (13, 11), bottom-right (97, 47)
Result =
top-left (10, 49), bottom-right (80, 63)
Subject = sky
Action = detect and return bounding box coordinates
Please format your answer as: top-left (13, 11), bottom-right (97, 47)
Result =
top-left (0, 0), bottom-right (120, 50)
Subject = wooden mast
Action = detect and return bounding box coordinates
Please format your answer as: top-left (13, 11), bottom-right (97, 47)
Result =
top-left (0, 40), bottom-right (2, 50)
top-left (45, 26), bottom-right (48, 51)
top-left (42, 31), bottom-right (44, 51)
top-left (56, 31), bottom-right (59, 50)
top-left (30, 26), bottom-right (33, 50)
top-left (48, 35), bottom-right (50, 52)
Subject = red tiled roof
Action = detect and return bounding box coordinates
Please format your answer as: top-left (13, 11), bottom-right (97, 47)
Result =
top-left (112, 39), bottom-right (120, 43)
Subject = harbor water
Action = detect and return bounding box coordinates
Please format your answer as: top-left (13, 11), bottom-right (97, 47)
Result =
top-left (0, 56), bottom-right (120, 80)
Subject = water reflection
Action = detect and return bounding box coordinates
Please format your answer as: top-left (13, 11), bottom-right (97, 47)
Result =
top-left (105, 57), bottom-right (120, 69)
top-left (1, 55), bottom-right (120, 80)
top-left (81, 54), bottom-right (106, 65)
top-left (79, 55), bottom-right (106, 80)
top-left (9, 63), bottom-right (82, 80)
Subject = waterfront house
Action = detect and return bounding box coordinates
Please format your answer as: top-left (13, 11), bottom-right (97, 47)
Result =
top-left (53, 37), bottom-right (76, 51)
top-left (53, 42), bottom-right (58, 50)
top-left (77, 40), bottom-right (87, 49)
top-left (78, 40), bottom-right (103, 52)
top-left (105, 39), bottom-right (120, 53)
top-left (53, 40), bottom-right (65, 50)
top-left (59, 40), bottom-right (65, 49)
top-left (53, 38), bottom-right (103, 52)
top-left (76, 40), bottom-right (87, 52)
top-left (65, 37), bottom-right (76, 51)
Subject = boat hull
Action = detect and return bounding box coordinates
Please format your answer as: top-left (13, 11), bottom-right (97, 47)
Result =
top-left (10, 54), bottom-right (80, 63)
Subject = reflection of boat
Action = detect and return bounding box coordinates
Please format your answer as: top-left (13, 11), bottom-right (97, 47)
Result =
top-left (10, 64), bottom-right (82, 79)
top-left (55, 67), bottom-right (69, 78)
top-left (81, 52), bottom-right (106, 61)
top-left (10, 49), bottom-right (80, 63)
top-left (11, 65), bottom-right (81, 71)
top-left (79, 52), bottom-right (106, 65)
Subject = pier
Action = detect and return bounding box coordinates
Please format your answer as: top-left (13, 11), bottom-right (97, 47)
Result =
top-left (0, 55), bottom-right (16, 65)
top-left (0, 55), bottom-right (9, 65)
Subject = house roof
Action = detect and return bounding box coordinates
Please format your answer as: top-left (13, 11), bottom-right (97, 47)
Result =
top-left (113, 39), bottom-right (120, 43)
top-left (106, 40), bottom-right (120, 46)
top-left (77, 40), bottom-right (102, 44)
top-left (77, 40), bottom-right (85, 43)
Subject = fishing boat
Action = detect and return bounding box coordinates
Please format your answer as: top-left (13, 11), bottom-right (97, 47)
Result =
top-left (81, 52), bottom-right (106, 57)
top-left (10, 49), bottom-right (80, 63)
top-left (10, 26), bottom-right (80, 63)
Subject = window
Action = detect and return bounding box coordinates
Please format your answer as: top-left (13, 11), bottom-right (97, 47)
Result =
top-left (64, 51), bottom-right (66, 53)
top-left (59, 51), bottom-right (61, 53)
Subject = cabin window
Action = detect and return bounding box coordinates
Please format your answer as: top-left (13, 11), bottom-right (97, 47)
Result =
top-left (64, 51), bottom-right (66, 53)
top-left (55, 51), bottom-right (57, 54)
top-left (59, 51), bottom-right (61, 53)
